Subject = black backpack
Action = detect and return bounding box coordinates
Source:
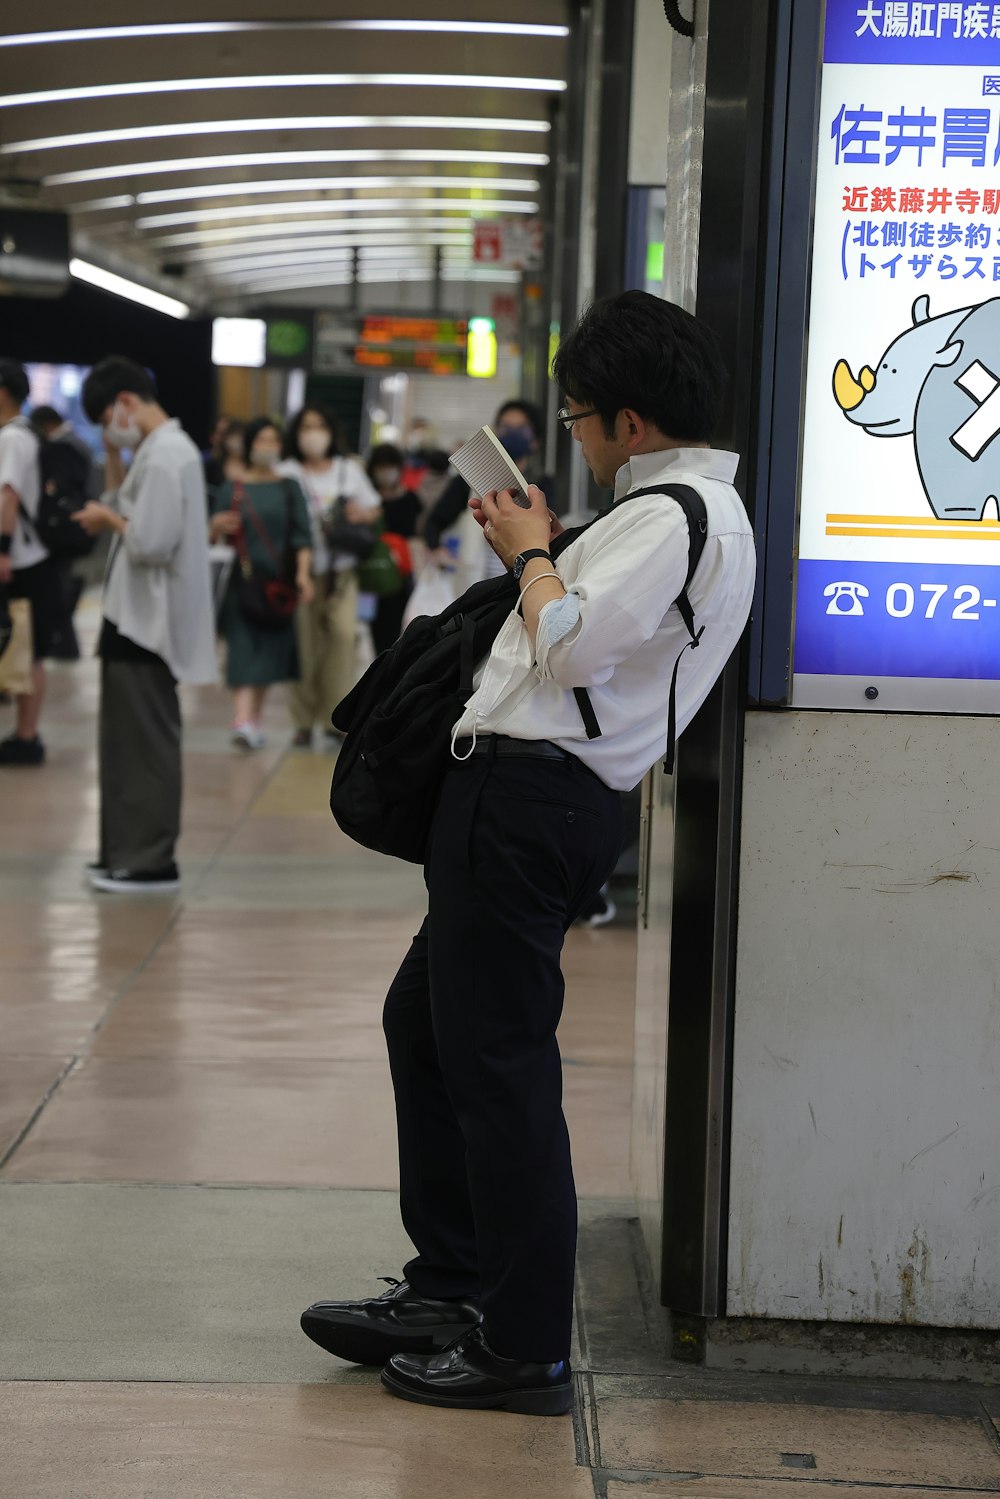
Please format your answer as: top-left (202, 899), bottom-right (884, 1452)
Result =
top-left (329, 483), bottom-right (708, 864)
top-left (34, 438), bottom-right (96, 559)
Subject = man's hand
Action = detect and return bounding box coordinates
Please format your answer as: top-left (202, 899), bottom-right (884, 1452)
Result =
top-left (71, 502), bottom-right (125, 537)
top-left (471, 485), bottom-right (557, 567)
top-left (0, 554), bottom-right (11, 586)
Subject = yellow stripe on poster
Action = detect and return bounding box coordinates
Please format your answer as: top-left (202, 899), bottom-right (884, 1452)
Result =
top-left (826, 513), bottom-right (1000, 528)
top-left (826, 526), bottom-right (1000, 541)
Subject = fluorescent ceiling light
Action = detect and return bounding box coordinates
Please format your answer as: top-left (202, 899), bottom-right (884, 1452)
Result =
top-left (0, 22), bottom-right (569, 47)
top-left (183, 233), bottom-right (473, 262)
top-left (4, 75), bottom-right (567, 111)
top-left (132, 195), bottom-right (539, 228)
top-left (152, 218), bottom-right (486, 248)
top-left (229, 265), bottom-right (524, 294)
top-left (190, 239), bottom-right (473, 273)
top-left (118, 176), bottom-right (541, 209)
top-left (69, 257), bottom-right (189, 319)
top-left (46, 149), bottom-right (549, 188)
top-left (3, 116), bottom-right (551, 156)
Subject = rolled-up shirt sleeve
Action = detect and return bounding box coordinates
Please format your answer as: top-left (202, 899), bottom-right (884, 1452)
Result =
top-left (534, 505), bottom-right (691, 689)
top-left (121, 460), bottom-right (184, 566)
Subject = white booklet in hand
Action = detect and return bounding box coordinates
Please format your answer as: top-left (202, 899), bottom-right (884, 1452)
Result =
top-left (450, 425), bottom-right (532, 507)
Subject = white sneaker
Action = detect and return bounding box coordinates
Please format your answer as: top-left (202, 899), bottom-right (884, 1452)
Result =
top-left (90, 864), bottom-right (180, 895)
top-left (232, 722), bottom-right (265, 751)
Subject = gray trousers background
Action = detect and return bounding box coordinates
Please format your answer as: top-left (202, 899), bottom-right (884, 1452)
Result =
top-left (99, 658), bottom-right (181, 872)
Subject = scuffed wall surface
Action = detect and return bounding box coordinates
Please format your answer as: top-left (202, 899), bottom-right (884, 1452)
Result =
top-left (729, 709), bottom-right (1000, 1327)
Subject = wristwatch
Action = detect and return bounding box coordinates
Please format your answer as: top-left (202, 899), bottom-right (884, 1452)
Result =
top-left (512, 548), bottom-right (553, 581)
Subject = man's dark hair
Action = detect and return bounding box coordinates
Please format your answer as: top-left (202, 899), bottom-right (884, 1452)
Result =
top-left (243, 417), bottom-right (282, 465)
top-left (29, 405), bottom-right (63, 431)
top-left (495, 398), bottom-right (544, 440)
top-left (0, 359), bottom-right (30, 406)
top-left (82, 357), bottom-right (157, 423)
top-left (551, 290), bottom-right (726, 443)
top-left (283, 402), bottom-right (346, 462)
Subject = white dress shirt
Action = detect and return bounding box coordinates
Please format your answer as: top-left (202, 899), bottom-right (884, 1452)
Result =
top-left (451, 447), bottom-right (756, 792)
top-left (103, 419), bottom-right (217, 685)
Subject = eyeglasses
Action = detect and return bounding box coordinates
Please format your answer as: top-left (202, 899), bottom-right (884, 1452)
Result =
top-left (556, 405), bottom-right (600, 430)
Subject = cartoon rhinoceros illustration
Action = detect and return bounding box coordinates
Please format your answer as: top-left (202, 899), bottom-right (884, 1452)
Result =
top-left (833, 294), bottom-right (1000, 521)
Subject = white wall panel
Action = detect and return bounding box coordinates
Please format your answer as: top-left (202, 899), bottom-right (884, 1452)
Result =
top-left (729, 710), bottom-right (1000, 1327)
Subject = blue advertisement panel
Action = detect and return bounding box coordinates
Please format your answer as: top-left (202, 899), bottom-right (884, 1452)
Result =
top-left (792, 0), bottom-right (1000, 711)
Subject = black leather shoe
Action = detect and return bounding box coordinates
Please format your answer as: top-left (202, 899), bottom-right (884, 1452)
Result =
top-left (381, 1324), bottom-right (574, 1416)
top-left (300, 1277), bottom-right (481, 1367)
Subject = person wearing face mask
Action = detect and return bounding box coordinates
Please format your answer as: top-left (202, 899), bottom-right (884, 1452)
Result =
top-left (75, 357), bottom-right (217, 894)
top-left (278, 404), bottom-right (380, 749)
top-left (210, 419), bottom-right (313, 751)
top-left (365, 442), bottom-right (422, 654)
top-left (422, 400), bottom-right (554, 566)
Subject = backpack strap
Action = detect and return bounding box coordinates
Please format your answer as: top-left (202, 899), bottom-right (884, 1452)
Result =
top-left (566, 483), bottom-right (709, 766)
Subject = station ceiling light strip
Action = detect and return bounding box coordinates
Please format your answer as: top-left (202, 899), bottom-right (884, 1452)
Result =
top-left (3, 74), bottom-right (567, 111)
top-left (46, 148), bottom-right (549, 188)
top-left (223, 266), bottom-right (524, 293)
top-left (127, 184), bottom-right (548, 218)
top-left (133, 198), bottom-right (540, 230)
top-left (74, 176), bottom-right (541, 212)
top-left (69, 257), bottom-right (189, 318)
top-left (151, 217), bottom-right (489, 248)
top-left (3, 116), bottom-right (551, 156)
top-left (0, 22), bottom-right (569, 47)
top-left (187, 238), bottom-right (474, 273)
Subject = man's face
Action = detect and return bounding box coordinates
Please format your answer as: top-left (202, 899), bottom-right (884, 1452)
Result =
top-left (565, 398), bottom-right (626, 489)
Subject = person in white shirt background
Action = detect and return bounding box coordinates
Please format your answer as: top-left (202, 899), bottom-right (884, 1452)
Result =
top-left (278, 404), bottom-right (380, 749)
top-left (299, 291), bottom-right (757, 1417)
top-left (0, 360), bottom-right (58, 767)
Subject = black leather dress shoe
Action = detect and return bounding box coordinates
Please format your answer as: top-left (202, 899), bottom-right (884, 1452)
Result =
top-left (381, 1324), bottom-right (574, 1416)
top-left (300, 1277), bottom-right (481, 1367)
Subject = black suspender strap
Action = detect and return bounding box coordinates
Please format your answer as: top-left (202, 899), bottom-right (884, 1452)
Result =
top-left (568, 483), bottom-right (709, 764)
top-left (573, 685), bottom-right (602, 739)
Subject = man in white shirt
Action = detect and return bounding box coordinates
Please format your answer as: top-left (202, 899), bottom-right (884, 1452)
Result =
top-left (75, 357), bottom-right (216, 894)
top-left (0, 360), bottom-right (57, 766)
top-left (300, 292), bottom-right (756, 1415)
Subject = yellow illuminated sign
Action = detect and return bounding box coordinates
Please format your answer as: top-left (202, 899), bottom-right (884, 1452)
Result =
top-left (467, 316), bottom-right (497, 379)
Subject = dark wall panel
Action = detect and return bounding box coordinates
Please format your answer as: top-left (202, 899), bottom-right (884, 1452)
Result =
top-left (0, 283), bottom-right (214, 447)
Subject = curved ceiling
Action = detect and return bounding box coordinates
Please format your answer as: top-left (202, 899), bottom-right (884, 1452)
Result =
top-left (0, 3), bottom-right (570, 312)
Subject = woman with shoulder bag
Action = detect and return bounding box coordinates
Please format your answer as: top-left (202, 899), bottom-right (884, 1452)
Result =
top-left (279, 404), bottom-right (380, 748)
top-left (209, 417), bottom-right (313, 751)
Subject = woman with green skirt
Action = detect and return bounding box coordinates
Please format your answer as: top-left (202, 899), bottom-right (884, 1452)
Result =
top-left (209, 418), bottom-right (313, 750)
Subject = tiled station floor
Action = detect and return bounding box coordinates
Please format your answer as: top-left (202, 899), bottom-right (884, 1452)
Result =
top-left (2, 608), bottom-right (1000, 1498)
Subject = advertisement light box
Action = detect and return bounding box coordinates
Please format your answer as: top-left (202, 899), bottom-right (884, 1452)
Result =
top-left (211, 317), bottom-right (266, 369)
top-left (793, 0), bottom-right (1000, 713)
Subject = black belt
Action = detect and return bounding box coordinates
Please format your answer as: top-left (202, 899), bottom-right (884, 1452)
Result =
top-left (455, 735), bottom-right (570, 762)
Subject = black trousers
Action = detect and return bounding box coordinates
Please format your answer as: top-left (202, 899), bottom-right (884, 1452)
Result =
top-left (382, 748), bottom-right (623, 1362)
top-left (99, 657), bottom-right (181, 872)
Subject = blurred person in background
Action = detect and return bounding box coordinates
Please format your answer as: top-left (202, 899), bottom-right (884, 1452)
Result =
top-left (77, 356), bottom-right (216, 893)
top-left (366, 442), bottom-right (421, 654)
top-left (210, 418), bottom-right (313, 751)
top-left (203, 417), bottom-right (246, 499)
top-left (0, 360), bottom-right (56, 766)
top-left (279, 403), bottom-right (380, 749)
top-left (29, 405), bottom-right (99, 661)
top-left (423, 400), bottom-right (554, 558)
top-left (415, 448), bottom-right (453, 520)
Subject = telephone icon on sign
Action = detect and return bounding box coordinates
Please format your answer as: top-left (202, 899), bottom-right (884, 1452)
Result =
top-left (824, 581), bottom-right (869, 617)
